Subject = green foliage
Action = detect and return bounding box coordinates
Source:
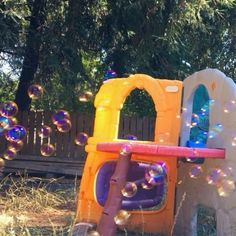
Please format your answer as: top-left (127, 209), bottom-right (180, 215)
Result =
top-left (0, 0), bottom-right (236, 115)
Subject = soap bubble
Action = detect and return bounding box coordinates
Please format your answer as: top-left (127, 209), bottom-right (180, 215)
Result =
top-left (79, 91), bottom-right (93, 102)
top-left (8, 140), bottom-right (24, 152)
top-left (121, 182), bottom-right (137, 198)
top-left (87, 230), bottom-right (100, 236)
top-left (208, 124), bottom-right (223, 139)
top-left (40, 143), bottom-right (55, 157)
top-left (0, 116), bottom-right (11, 135)
top-left (217, 178), bottom-right (235, 197)
top-left (158, 133), bottom-right (170, 143)
top-left (28, 84), bottom-right (44, 99)
top-left (231, 137), bottom-right (236, 146)
top-left (206, 168), bottom-right (224, 185)
top-left (191, 113), bottom-right (200, 127)
top-left (0, 101), bottom-right (18, 117)
top-left (38, 125), bottom-right (52, 138)
top-left (223, 100), bottom-right (236, 113)
top-left (75, 132), bottom-right (88, 146)
top-left (103, 70), bottom-right (117, 82)
top-left (114, 210), bottom-right (131, 225)
top-left (120, 143), bottom-right (132, 155)
top-left (7, 117), bottom-right (18, 127)
top-left (0, 158), bottom-right (4, 168)
top-left (141, 180), bottom-right (154, 190)
top-left (57, 119), bottom-right (71, 132)
top-left (189, 165), bottom-right (203, 178)
top-left (124, 134), bottom-right (137, 141)
top-left (5, 125), bottom-right (27, 142)
top-left (52, 110), bottom-right (70, 126)
top-left (3, 148), bottom-right (17, 160)
top-left (145, 162), bottom-right (166, 186)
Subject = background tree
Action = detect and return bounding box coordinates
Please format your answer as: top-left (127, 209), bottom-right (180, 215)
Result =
top-left (0, 0), bottom-right (235, 115)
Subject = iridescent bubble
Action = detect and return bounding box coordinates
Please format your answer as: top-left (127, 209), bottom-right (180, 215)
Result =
top-left (208, 124), bottom-right (223, 139)
top-left (38, 125), bottom-right (52, 138)
top-left (158, 133), bottom-right (170, 143)
top-left (121, 182), bottom-right (137, 198)
top-left (0, 158), bottom-right (5, 168)
top-left (57, 119), bottom-right (72, 133)
top-left (75, 132), bottom-right (88, 146)
top-left (196, 130), bottom-right (208, 143)
top-left (223, 100), bottom-right (236, 113)
top-left (28, 84), bottom-right (44, 99)
top-left (52, 110), bottom-right (70, 126)
top-left (87, 230), bottom-right (100, 236)
top-left (141, 180), bottom-right (154, 190)
top-left (7, 117), bottom-right (18, 127)
top-left (120, 143), bottom-right (132, 155)
top-left (0, 116), bottom-right (11, 135)
top-left (3, 148), bottom-right (17, 160)
top-left (124, 134), bottom-right (137, 141)
top-left (217, 178), bottom-right (235, 197)
top-left (206, 168), bottom-right (224, 185)
top-left (231, 137), bottom-right (236, 146)
top-left (8, 140), bottom-right (24, 152)
top-left (0, 101), bottom-right (18, 117)
top-left (189, 165), bottom-right (203, 178)
top-left (114, 210), bottom-right (131, 225)
top-left (79, 91), bottom-right (93, 102)
top-left (103, 69), bottom-right (117, 82)
top-left (145, 162), bottom-right (166, 186)
top-left (191, 113), bottom-right (200, 127)
top-left (40, 143), bottom-right (55, 157)
top-left (5, 125), bottom-right (27, 142)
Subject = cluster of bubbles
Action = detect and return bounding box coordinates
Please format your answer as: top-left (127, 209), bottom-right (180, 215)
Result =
top-left (188, 165), bottom-right (235, 197)
top-left (0, 101), bottom-right (26, 163)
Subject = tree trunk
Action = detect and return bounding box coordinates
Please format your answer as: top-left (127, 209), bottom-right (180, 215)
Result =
top-left (15, 0), bottom-right (46, 111)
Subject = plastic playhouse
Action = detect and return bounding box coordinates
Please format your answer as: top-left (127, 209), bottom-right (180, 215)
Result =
top-left (71, 69), bottom-right (236, 236)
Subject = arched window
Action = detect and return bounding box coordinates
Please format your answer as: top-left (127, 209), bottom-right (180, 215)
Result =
top-left (118, 89), bottom-right (156, 141)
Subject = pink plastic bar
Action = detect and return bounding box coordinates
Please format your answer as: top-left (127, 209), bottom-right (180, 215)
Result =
top-left (96, 142), bottom-right (225, 159)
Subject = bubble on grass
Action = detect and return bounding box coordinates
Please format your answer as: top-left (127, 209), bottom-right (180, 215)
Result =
top-left (75, 132), bottom-right (88, 146)
top-left (206, 168), bottom-right (224, 185)
top-left (38, 125), bottom-right (52, 138)
top-left (8, 140), bottom-right (24, 152)
top-left (5, 125), bottom-right (26, 142)
top-left (217, 178), bottom-right (235, 197)
top-left (57, 119), bottom-right (72, 132)
top-left (121, 182), bottom-right (137, 198)
top-left (145, 162), bottom-right (167, 186)
top-left (120, 143), bottom-right (132, 155)
top-left (114, 210), bottom-right (131, 225)
top-left (3, 148), bottom-right (17, 160)
top-left (189, 165), bottom-right (203, 179)
top-left (40, 143), bottom-right (55, 157)
top-left (52, 110), bottom-right (70, 126)
top-left (28, 84), bottom-right (44, 99)
top-left (79, 91), bottom-right (93, 102)
top-left (0, 101), bottom-right (18, 117)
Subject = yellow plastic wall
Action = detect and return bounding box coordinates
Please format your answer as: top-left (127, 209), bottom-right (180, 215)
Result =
top-left (76, 74), bottom-right (183, 235)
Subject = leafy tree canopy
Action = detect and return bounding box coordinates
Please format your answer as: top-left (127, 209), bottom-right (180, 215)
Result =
top-left (0, 0), bottom-right (235, 116)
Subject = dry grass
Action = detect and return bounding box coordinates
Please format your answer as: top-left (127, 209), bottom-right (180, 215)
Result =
top-left (0, 173), bottom-right (77, 236)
